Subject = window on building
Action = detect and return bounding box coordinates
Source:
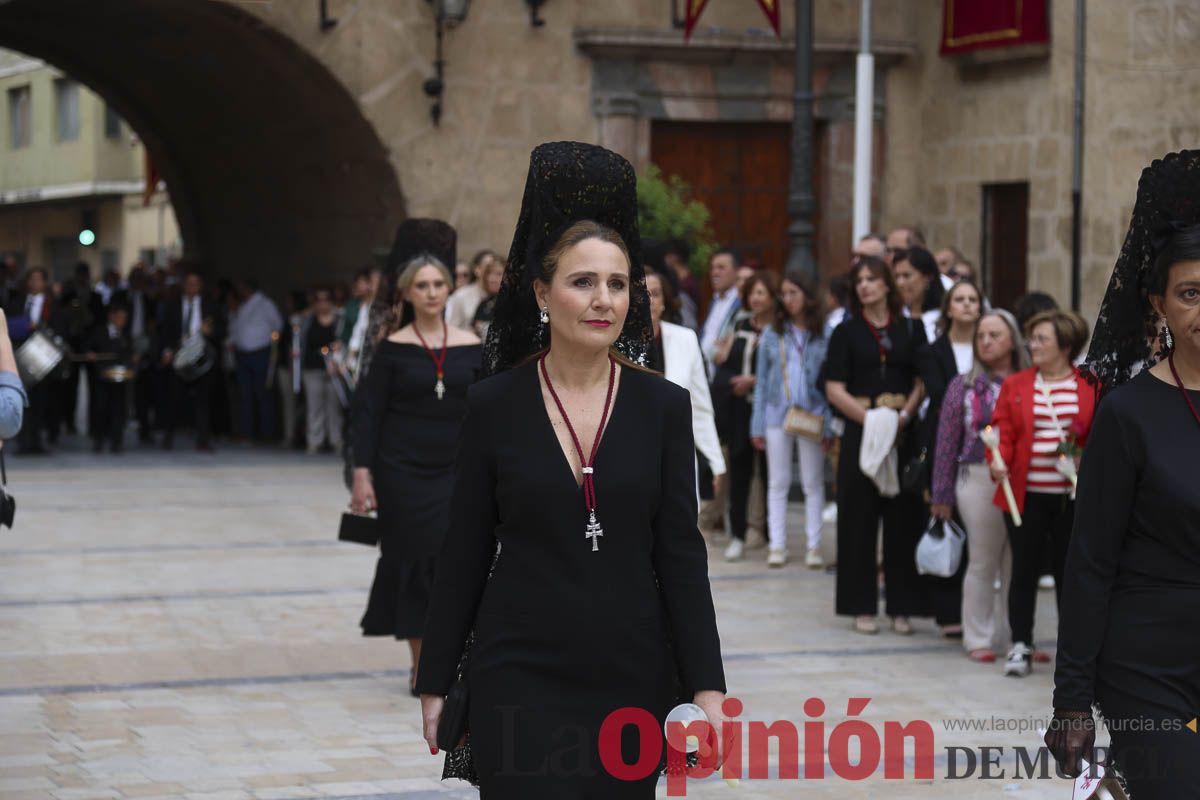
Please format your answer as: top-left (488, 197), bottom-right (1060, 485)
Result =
top-left (7, 85), bottom-right (31, 149)
top-left (54, 78), bottom-right (80, 142)
top-left (981, 182), bottom-right (1030, 312)
top-left (138, 248), bottom-right (157, 267)
top-left (104, 103), bottom-right (122, 139)
top-left (44, 238), bottom-right (79, 282)
top-left (100, 249), bottom-right (119, 275)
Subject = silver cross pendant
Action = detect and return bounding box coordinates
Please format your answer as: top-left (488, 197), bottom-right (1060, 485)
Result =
top-left (585, 510), bottom-right (603, 552)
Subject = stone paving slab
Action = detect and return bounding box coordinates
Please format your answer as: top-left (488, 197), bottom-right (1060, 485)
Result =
top-left (0, 441), bottom-right (1077, 798)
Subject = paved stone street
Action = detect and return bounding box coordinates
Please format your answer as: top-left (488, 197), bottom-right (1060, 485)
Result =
top-left (1, 442), bottom-right (1076, 799)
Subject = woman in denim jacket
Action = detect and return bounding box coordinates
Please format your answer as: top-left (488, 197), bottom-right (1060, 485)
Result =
top-left (751, 272), bottom-right (832, 569)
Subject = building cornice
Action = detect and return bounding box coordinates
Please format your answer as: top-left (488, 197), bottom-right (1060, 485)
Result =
top-left (0, 56), bottom-right (48, 79)
top-left (574, 27), bottom-right (917, 66)
top-left (0, 180), bottom-right (145, 205)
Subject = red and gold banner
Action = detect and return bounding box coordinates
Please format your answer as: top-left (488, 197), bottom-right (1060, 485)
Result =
top-left (754, 0), bottom-right (781, 37)
top-left (683, 0), bottom-right (711, 41)
top-left (939, 0), bottom-right (1049, 56)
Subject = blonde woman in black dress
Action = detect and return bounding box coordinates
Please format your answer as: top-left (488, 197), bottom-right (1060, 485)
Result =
top-left (350, 220), bottom-right (481, 696)
top-left (416, 143), bottom-right (726, 798)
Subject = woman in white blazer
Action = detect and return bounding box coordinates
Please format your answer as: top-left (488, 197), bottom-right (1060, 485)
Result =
top-left (645, 268), bottom-right (726, 498)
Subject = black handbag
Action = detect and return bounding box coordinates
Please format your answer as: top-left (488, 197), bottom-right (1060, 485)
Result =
top-left (436, 655), bottom-right (471, 752)
top-left (900, 445), bottom-right (930, 498)
top-left (337, 512), bottom-right (378, 546)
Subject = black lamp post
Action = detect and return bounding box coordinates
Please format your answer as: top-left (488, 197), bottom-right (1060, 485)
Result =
top-left (785, 0), bottom-right (817, 279)
top-left (423, 0), bottom-right (471, 126)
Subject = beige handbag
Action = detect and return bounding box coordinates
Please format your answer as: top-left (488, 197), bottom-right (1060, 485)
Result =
top-left (780, 336), bottom-right (823, 441)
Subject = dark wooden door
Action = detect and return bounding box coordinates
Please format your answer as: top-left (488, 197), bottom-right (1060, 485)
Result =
top-left (982, 182), bottom-right (1029, 312)
top-left (651, 121), bottom-right (813, 313)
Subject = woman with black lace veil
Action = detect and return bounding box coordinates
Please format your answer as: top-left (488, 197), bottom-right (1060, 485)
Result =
top-left (1046, 150), bottom-right (1200, 798)
top-left (415, 142), bottom-right (727, 798)
top-left (347, 220), bottom-right (483, 696)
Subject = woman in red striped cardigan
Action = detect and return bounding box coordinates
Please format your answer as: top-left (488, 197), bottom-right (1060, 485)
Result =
top-left (989, 309), bottom-right (1096, 678)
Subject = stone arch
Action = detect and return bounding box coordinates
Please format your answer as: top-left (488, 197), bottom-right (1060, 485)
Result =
top-left (0, 0), bottom-right (406, 295)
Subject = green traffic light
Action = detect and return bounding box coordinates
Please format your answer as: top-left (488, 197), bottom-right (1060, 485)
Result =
top-left (79, 229), bottom-right (96, 246)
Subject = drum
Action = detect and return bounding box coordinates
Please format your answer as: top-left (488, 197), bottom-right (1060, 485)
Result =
top-left (15, 330), bottom-right (67, 386)
top-left (100, 365), bottom-right (133, 383)
top-left (174, 335), bottom-right (215, 381)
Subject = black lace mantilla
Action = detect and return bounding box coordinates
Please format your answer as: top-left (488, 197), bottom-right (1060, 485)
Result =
top-left (1085, 149), bottom-right (1200, 398)
top-left (482, 141), bottom-right (652, 376)
top-left (358, 218), bottom-right (458, 382)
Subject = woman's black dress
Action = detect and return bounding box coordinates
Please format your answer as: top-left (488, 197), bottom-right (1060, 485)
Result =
top-left (711, 318), bottom-right (766, 542)
top-left (416, 360), bottom-right (726, 799)
top-left (824, 315), bottom-right (932, 617)
top-left (352, 340), bottom-right (482, 638)
top-left (1054, 370), bottom-right (1200, 798)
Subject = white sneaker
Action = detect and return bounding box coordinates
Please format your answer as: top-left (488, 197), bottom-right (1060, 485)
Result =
top-left (723, 539), bottom-right (744, 562)
top-left (1004, 642), bottom-right (1032, 677)
top-left (1038, 575), bottom-right (1055, 591)
top-left (767, 548), bottom-right (788, 567)
top-left (804, 548), bottom-right (824, 569)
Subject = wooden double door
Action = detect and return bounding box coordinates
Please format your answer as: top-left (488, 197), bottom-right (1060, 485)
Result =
top-left (650, 121), bottom-right (820, 312)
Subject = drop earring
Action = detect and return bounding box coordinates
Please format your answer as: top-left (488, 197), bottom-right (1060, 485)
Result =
top-left (540, 306), bottom-right (549, 324)
top-left (1165, 319), bottom-right (1175, 351)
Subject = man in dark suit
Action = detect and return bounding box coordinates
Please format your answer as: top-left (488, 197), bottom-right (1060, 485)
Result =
top-left (124, 268), bottom-right (157, 443)
top-left (86, 301), bottom-right (133, 453)
top-left (158, 271), bottom-right (220, 451)
top-left (7, 267), bottom-right (58, 454)
top-left (56, 262), bottom-right (105, 440)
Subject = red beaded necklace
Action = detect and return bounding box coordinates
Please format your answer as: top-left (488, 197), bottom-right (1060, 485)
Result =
top-left (1168, 351), bottom-right (1200, 429)
top-left (413, 321), bottom-right (449, 400)
top-left (539, 354), bottom-right (616, 552)
top-left (863, 313), bottom-right (892, 375)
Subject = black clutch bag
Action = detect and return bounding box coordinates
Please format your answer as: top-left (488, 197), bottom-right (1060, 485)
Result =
top-left (338, 512), bottom-right (378, 546)
top-left (436, 676), bottom-right (470, 752)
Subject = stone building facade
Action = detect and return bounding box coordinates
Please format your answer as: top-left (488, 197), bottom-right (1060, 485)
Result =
top-left (0, 0), bottom-right (1196, 318)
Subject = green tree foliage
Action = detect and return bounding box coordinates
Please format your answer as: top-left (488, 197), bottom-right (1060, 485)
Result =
top-left (637, 164), bottom-right (717, 275)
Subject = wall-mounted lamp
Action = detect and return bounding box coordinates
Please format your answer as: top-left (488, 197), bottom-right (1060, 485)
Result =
top-left (525, 0), bottom-right (547, 27)
top-left (423, 0), bottom-right (471, 126)
top-left (319, 0), bottom-right (338, 32)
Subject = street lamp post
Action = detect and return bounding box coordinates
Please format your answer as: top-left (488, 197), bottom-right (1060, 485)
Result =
top-left (785, 0), bottom-right (816, 279)
top-left (423, 0), bottom-right (471, 126)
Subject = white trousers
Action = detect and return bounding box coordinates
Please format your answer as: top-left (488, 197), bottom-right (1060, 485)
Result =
top-left (301, 369), bottom-right (343, 449)
top-left (956, 462), bottom-right (1012, 652)
top-left (765, 427), bottom-right (825, 552)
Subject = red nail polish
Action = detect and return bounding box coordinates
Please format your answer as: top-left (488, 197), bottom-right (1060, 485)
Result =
top-left (430, 746), bottom-right (439, 755)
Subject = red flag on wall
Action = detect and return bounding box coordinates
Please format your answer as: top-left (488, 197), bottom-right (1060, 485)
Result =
top-left (753, 0), bottom-right (781, 37)
top-left (683, 0), bottom-right (710, 41)
top-left (143, 150), bottom-right (159, 207)
top-left (940, 0), bottom-right (1049, 56)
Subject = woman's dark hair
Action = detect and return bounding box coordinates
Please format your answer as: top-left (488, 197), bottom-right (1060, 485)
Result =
top-left (1013, 291), bottom-right (1058, 329)
top-left (897, 246), bottom-right (945, 312)
top-left (1149, 222), bottom-right (1200, 296)
top-left (847, 255), bottom-right (903, 318)
top-left (937, 278), bottom-right (982, 336)
top-left (643, 266), bottom-right (681, 323)
top-left (828, 273), bottom-right (851, 308)
top-left (740, 270), bottom-right (784, 332)
top-left (778, 271), bottom-right (822, 336)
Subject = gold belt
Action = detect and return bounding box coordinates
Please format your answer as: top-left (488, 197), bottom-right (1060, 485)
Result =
top-left (853, 393), bottom-right (907, 411)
